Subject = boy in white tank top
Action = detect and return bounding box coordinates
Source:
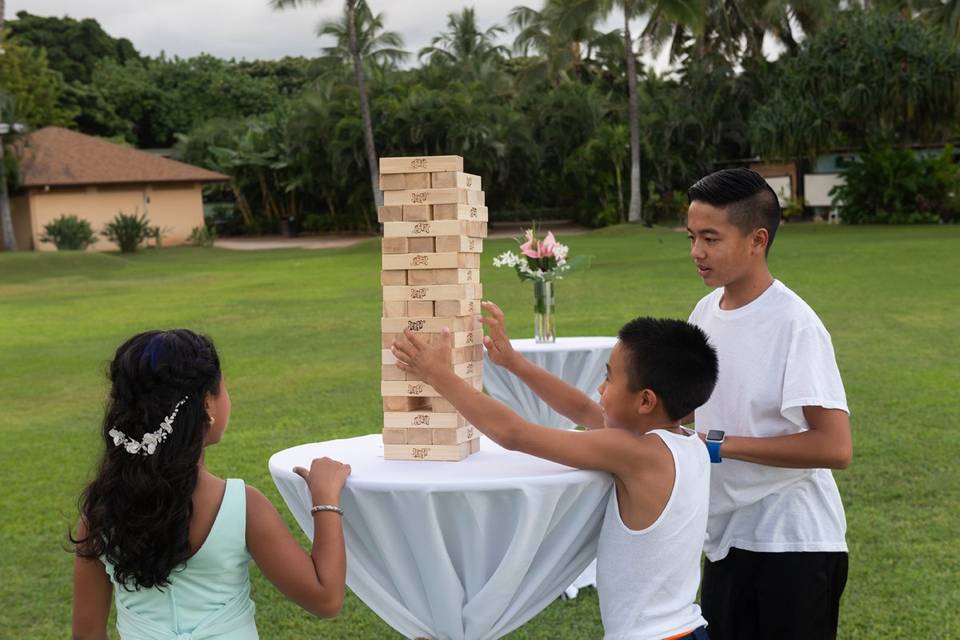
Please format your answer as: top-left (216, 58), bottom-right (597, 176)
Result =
top-left (392, 313), bottom-right (719, 640)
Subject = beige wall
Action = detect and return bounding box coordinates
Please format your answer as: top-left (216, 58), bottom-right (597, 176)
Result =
top-left (27, 182), bottom-right (205, 252)
top-left (0, 194), bottom-right (34, 250)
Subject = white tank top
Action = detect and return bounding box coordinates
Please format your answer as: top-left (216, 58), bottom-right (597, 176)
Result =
top-left (597, 429), bottom-right (710, 640)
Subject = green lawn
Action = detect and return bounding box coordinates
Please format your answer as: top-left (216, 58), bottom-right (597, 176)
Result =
top-left (1, 224), bottom-right (957, 638)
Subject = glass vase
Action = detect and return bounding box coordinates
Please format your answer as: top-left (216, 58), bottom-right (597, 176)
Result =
top-left (533, 280), bottom-right (556, 343)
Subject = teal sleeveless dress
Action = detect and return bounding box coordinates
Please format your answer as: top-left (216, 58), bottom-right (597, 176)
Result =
top-left (102, 479), bottom-right (259, 639)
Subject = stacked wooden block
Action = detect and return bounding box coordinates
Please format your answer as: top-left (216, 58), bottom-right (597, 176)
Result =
top-left (379, 155), bottom-right (488, 461)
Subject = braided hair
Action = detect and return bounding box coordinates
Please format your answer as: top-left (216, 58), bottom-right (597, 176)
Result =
top-left (72, 330), bottom-right (222, 590)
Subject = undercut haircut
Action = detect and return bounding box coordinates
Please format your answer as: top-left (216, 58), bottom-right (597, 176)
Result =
top-left (688, 168), bottom-right (782, 255)
top-left (617, 317), bottom-right (718, 421)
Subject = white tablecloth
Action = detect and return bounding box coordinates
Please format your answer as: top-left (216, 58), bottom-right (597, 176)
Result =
top-left (482, 337), bottom-right (616, 597)
top-left (482, 337), bottom-right (617, 430)
top-left (269, 434), bottom-right (612, 640)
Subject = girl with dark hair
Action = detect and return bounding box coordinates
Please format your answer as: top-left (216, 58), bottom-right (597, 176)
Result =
top-left (71, 329), bottom-right (351, 640)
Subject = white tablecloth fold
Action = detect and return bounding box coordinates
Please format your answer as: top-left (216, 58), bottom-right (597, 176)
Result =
top-left (269, 435), bottom-right (612, 640)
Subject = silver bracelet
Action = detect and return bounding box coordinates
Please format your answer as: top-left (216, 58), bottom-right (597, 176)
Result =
top-left (310, 504), bottom-right (343, 516)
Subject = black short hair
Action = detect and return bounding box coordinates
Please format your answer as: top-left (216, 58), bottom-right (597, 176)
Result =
top-left (688, 168), bottom-right (782, 255)
top-left (617, 318), bottom-right (718, 421)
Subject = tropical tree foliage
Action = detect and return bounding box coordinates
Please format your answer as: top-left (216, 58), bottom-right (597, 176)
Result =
top-left (4, 3), bottom-right (959, 236)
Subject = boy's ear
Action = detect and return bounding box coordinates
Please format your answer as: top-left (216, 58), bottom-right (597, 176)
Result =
top-left (634, 388), bottom-right (658, 416)
top-left (751, 228), bottom-right (769, 255)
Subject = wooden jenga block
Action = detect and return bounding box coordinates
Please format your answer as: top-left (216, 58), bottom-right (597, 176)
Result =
top-left (379, 174), bottom-right (407, 191)
top-left (431, 172), bottom-right (481, 190)
top-left (381, 270), bottom-right (407, 285)
top-left (381, 329), bottom-right (482, 349)
top-left (470, 437), bottom-right (480, 454)
top-left (381, 316), bottom-right (478, 333)
top-left (408, 237), bottom-right (435, 253)
top-left (383, 188), bottom-right (484, 207)
top-left (382, 345), bottom-right (482, 366)
top-left (403, 205), bottom-right (432, 221)
top-left (454, 360), bottom-right (483, 378)
top-left (404, 173), bottom-right (432, 189)
top-left (433, 268), bottom-right (479, 284)
top-left (432, 426), bottom-right (477, 446)
top-left (383, 396), bottom-right (430, 411)
top-left (407, 300), bottom-right (434, 316)
top-left (381, 364), bottom-right (407, 381)
top-left (382, 428), bottom-right (407, 444)
top-left (433, 204), bottom-right (489, 222)
top-left (405, 428), bottom-right (433, 445)
top-left (407, 269), bottom-right (436, 285)
top-left (380, 156), bottom-right (464, 175)
top-left (377, 205), bottom-right (403, 222)
top-left (383, 220), bottom-right (487, 238)
top-left (383, 283), bottom-right (482, 301)
top-left (383, 300), bottom-right (408, 318)
top-left (382, 237), bottom-right (408, 254)
top-left (435, 299), bottom-right (480, 317)
top-left (381, 252), bottom-right (479, 271)
top-left (436, 236), bottom-right (483, 253)
top-left (381, 380), bottom-right (441, 397)
top-left (384, 441), bottom-right (474, 461)
top-left (384, 411), bottom-right (468, 429)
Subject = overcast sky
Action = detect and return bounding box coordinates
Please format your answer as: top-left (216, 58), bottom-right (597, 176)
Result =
top-left (8, 0), bottom-right (657, 65)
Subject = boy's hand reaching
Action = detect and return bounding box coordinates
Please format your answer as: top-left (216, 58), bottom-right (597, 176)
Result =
top-left (392, 328), bottom-right (454, 386)
top-left (481, 301), bottom-right (522, 370)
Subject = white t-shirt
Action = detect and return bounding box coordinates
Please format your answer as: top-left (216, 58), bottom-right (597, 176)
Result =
top-left (688, 280), bottom-right (849, 562)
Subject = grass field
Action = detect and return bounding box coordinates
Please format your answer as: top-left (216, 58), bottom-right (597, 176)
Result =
top-left (1, 223), bottom-right (957, 638)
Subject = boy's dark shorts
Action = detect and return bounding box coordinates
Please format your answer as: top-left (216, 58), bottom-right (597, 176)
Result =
top-left (701, 547), bottom-right (849, 640)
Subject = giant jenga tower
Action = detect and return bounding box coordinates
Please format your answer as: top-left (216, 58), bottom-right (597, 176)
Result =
top-left (378, 155), bottom-right (487, 461)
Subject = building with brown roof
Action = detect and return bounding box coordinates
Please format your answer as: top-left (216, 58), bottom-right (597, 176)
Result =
top-left (1, 127), bottom-right (228, 251)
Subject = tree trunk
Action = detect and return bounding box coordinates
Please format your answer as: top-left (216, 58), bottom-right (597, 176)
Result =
top-left (347, 0), bottom-right (382, 211)
top-left (624, 2), bottom-right (643, 224)
top-left (0, 0), bottom-right (17, 251)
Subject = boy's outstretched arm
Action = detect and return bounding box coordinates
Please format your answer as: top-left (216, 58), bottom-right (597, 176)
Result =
top-left (482, 301), bottom-right (605, 430)
top-left (392, 329), bottom-right (638, 474)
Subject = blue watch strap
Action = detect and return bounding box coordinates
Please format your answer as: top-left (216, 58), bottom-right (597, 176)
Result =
top-left (706, 440), bottom-right (722, 463)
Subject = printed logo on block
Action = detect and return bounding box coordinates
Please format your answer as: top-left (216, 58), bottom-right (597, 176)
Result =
top-left (412, 447), bottom-right (430, 459)
top-left (407, 320), bottom-right (426, 331)
top-left (411, 255), bottom-right (430, 266)
top-left (411, 192), bottom-right (428, 204)
top-left (467, 427), bottom-right (474, 438)
top-left (413, 414), bottom-right (430, 425)
top-left (468, 239), bottom-right (476, 250)
top-left (468, 301), bottom-right (475, 312)
top-left (465, 363), bottom-right (474, 374)
top-left (413, 223), bottom-right (431, 234)
top-left (467, 271), bottom-right (473, 281)
top-left (410, 158), bottom-right (427, 169)
top-left (466, 333), bottom-right (474, 344)
top-left (408, 383), bottom-right (424, 394)
top-left (466, 177), bottom-right (474, 187)
top-left (469, 207), bottom-right (478, 219)
top-left (411, 288), bottom-right (427, 299)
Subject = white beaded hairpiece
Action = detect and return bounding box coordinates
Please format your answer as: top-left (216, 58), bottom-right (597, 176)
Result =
top-left (108, 396), bottom-right (189, 456)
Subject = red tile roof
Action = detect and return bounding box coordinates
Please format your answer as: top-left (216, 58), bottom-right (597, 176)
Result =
top-left (15, 127), bottom-right (229, 187)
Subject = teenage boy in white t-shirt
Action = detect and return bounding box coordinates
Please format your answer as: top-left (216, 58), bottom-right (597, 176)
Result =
top-left (684, 168), bottom-right (852, 640)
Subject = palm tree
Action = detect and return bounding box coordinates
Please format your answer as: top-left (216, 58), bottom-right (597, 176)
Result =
top-left (0, 0), bottom-right (16, 251)
top-left (270, 0), bottom-right (401, 210)
top-left (317, 2), bottom-right (407, 71)
top-left (419, 7), bottom-right (509, 66)
top-left (509, 0), bottom-right (608, 84)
